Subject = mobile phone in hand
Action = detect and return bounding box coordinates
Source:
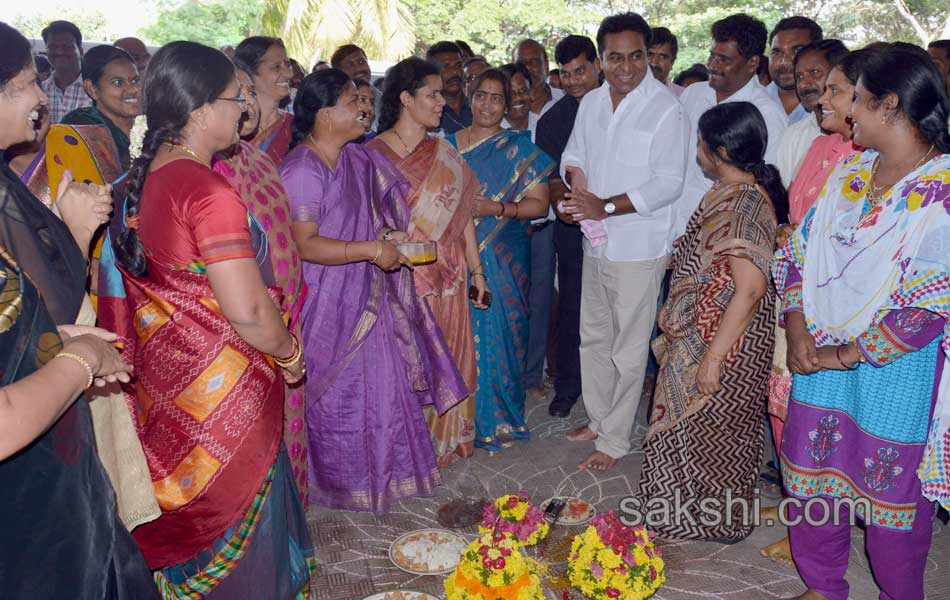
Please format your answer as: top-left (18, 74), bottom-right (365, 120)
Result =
top-left (469, 285), bottom-right (491, 307)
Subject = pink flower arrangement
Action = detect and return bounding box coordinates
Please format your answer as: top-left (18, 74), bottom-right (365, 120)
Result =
top-left (479, 492), bottom-right (550, 547)
top-left (568, 512), bottom-right (664, 599)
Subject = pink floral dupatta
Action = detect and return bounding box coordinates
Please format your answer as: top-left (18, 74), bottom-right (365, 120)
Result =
top-left (213, 141), bottom-right (310, 504)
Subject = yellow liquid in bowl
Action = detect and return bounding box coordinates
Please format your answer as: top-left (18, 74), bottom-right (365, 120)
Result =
top-left (409, 252), bottom-right (437, 265)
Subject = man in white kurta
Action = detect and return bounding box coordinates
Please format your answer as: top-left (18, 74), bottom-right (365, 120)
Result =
top-left (560, 13), bottom-right (688, 469)
top-left (674, 14), bottom-right (787, 237)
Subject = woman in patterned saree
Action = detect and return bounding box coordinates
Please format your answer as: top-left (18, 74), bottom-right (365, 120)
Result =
top-left (212, 60), bottom-right (309, 505)
top-left (639, 102), bottom-right (780, 542)
top-left (101, 42), bottom-right (313, 598)
top-left (0, 22), bottom-right (157, 599)
top-left (774, 47), bottom-right (950, 600)
top-left (235, 37), bottom-right (294, 165)
top-left (281, 69), bottom-right (467, 513)
top-left (368, 57), bottom-right (489, 467)
top-left (446, 68), bottom-right (553, 452)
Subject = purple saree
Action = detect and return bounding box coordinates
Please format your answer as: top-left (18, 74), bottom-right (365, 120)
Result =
top-left (280, 143), bottom-right (467, 514)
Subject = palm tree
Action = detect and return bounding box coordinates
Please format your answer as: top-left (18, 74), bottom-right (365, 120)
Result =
top-left (261, 0), bottom-right (416, 67)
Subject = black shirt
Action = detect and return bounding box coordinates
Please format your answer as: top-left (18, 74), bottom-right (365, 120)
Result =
top-left (440, 97), bottom-right (473, 134)
top-left (534, 94), bottom-right (580, 179)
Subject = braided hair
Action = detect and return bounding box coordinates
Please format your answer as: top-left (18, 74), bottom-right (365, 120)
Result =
top-left (114, 41), bottom-right (235, 277)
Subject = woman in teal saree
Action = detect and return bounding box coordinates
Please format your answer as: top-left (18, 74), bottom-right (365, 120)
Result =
top-left (447, 68), bottom-right (553, 452)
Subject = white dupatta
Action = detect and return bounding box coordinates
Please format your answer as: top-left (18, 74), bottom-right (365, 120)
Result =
top-left (801, 150), bottom-right (950, 509)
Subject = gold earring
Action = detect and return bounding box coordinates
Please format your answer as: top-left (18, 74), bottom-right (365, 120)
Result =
top-left (881, 114), bottom-right (888, 126)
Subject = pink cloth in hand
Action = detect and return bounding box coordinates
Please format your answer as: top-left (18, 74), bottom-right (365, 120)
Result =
top-left (558, 201), bottom-right (607, 246)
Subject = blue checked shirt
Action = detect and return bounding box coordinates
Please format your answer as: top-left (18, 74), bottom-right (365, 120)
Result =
top-left (42, 74), bottom-right (92, 124)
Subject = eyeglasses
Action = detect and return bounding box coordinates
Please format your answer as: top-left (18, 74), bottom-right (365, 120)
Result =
top-left (217, 95), bottom-right (247, 109)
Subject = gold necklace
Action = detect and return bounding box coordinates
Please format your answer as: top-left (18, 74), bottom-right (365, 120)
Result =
top-left (392, 127), bottom-right (420, 155)
top-left (166, 142), bottom-right (210, 167)
top-left (867, 143), bottom-right (935, 206)
top-left (307, 134), bottom-right (337, 169)
top-left (463, 126), bottom-right (502, 151)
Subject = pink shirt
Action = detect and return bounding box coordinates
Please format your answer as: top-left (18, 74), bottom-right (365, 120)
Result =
top-left (788, 133), bottom-right (860, 224)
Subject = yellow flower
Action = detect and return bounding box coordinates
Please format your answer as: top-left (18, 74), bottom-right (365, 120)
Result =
top-left (598, 548), bottom-right (622, 569)
top-left (567, 520), bottom-right (665, 599)
top-left (841, 170), bottom-right (871, 203)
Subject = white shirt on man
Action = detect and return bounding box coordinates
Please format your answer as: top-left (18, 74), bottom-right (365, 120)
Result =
top-left (535, 86), bottom-right (565, 119)
top-left (776, 112), bottom-right (823, 187)
top-left (560, 71), bottom-right (689, 262)
top-left (664, 79), bottom-right (684, 97)
top-left (502, 86), bottom-right (564, 141)
top-left (674, 76), bottom-right (788, 236)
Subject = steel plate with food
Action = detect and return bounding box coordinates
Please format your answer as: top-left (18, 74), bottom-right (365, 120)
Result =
top-left (388, 528), bottom-right (467, 575)
top-left (360, 591), bottom-right (440, 600)
top-left (540, 496), bottom-right (595, 525)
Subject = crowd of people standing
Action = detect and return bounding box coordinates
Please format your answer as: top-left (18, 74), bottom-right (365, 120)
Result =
top-left (1, 8), bottom-right (950, 600)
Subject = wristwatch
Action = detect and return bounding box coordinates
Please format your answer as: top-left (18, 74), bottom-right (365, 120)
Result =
top-left (604, 201), bottom-right (616, 215)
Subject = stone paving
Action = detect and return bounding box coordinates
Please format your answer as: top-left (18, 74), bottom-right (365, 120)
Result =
top-left (307, 386), bottom-right (949, 600)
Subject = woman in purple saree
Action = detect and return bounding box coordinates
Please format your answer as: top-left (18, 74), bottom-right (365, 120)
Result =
top-left (280, 69), bottom-right (467, 514)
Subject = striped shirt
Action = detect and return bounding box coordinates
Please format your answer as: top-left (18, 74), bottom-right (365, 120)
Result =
top-left (42, 74), bottom-right (92, 124)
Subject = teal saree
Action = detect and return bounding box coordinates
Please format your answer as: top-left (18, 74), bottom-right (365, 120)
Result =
top-left (447, 129), bottom-right (553, 451)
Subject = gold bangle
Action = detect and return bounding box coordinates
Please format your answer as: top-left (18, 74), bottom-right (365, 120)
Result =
top-left (497, 203), bottom-right (504, 217)
top-left (372, 241), bottom-right (382, 264)
top-left (514, 203), bottom-right (520, 219)
top-left (344, 242), bottom-right (350, 262)
top-left (57, 351), bottom-right (95, 389)
top-left (274, 334), bottom-right (301, 369)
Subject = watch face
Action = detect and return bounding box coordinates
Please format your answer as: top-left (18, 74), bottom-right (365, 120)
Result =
top-left (605, 202), bottom-right (616, 214)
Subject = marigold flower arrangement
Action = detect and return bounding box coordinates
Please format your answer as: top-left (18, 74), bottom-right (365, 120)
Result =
top-left (444, 531), bottom-right (545, 600)
top-left (478, 492), bottom-right (550, 547)
top-left (567, 512), bottom-right (665, 600)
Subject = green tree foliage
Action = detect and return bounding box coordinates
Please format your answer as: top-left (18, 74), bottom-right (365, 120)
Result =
top-left (136, 0), bottom-right (948, 79)
top-left (141, 0), bottom-right (263, 48)
top-left (410, 0), bottom-right (602, 64)
top-left (14, 9), bottom-right (111, 43)
top-left (261, 0), bottom-right (415, 67)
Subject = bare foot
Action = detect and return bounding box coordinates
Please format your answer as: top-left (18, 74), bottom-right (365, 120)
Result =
top-left (786, 591), bottom-right (829, 600)
top-left (578, 451), bottom-right (617, 470)
top-left (760, 505), bottom-right (782, 524)
top-left (760, 536), bottom-right (794, 567)
top-left (567, 426), bottom-right (597, 442)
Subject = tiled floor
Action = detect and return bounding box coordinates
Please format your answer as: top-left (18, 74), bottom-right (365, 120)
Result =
top-left (307, 386), bottom-right (949, 599)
